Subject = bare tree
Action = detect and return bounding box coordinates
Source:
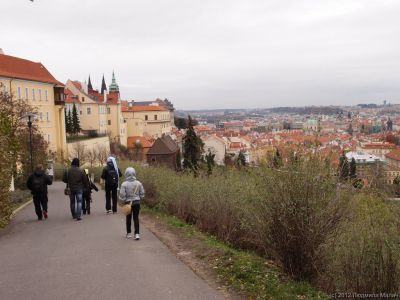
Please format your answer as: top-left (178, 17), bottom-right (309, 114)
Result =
top-left (97, 144), bottom-right (109, 166)
top-left (70, 142), bottom-right (87, 165)
top-left (86, 147), bottom-right (98, 167)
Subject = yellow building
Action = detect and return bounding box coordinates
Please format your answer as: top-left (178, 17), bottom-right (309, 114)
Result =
top-left (122, 102), bottom-right (172, 139)
top-left (65, 80), bottom-right (108, 135)
top-left (0, 53), bottom-right (67, 159)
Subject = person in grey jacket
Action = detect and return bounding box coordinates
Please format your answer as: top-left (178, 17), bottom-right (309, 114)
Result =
top-left (119, 167), bottom-right (145, 240)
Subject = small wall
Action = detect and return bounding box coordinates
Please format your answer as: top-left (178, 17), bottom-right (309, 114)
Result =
top-left (67, 136), bottom-right (110, 166)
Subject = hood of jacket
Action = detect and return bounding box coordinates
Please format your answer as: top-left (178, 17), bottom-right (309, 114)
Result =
top-left (124, 167), bottom-right (136, 182)
top-left (34, 169), bottom-right (45, 177)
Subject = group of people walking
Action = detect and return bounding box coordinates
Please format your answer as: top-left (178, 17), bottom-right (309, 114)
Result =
top-left (27, 156), bottom-right (145, 240)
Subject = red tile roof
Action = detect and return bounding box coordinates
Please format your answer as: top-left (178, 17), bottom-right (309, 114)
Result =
top-left (122, 105), bottom-right (167, 112)
top-left (0, 53), bottom-right (63, 85)
top-left (64, 88), bottom-right (80, 104)
top-left (363, 143), bottom-right (396, 150)
top-left (386, 149), bottom-right (400, 161)
top-left (127, 136), bottom-right (153, 148)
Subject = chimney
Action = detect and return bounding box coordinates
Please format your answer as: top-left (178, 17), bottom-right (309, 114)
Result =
top-left (0, 48), bottom-right (4, 55)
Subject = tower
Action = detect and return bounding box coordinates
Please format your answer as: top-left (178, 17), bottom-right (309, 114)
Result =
top-left (101, 74), bottom-right (107, 94)
top-left (88, 75), bottom-right (93, 92)
top-left (109, 71), bottom-right (119, 92)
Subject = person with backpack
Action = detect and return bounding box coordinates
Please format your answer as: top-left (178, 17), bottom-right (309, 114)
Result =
top-left (62, 158), bottom-right (89, 221)
top-left (82, 169), bottom-right (98, 215)
top-left (119, 167), bottom-right (145, 240)
top-left (27, 164), bottom-right (53, 220)
top-left (101, 157), bottom-right (122, 213)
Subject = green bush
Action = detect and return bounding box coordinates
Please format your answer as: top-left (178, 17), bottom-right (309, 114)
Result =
top-left (321, 194), bottom-right (400, 292)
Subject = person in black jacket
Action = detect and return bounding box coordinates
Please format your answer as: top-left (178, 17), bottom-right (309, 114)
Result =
top-left (101, 157), bottom-right (122, 213)
top-left (27, 164), bottom-right (53, 220)
top-left (62, 158), bottom-right (89, 221)
top-left (82, 169), bottom-right (98, 215)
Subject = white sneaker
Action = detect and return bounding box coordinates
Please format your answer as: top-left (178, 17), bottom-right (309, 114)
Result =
top-left (135, 234), bottom-right (140, 240)
top-left (126, 233), bottom-right (132, 239)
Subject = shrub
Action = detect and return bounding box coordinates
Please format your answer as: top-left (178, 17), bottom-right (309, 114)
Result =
top-left (248, 157), bottom-right (351, 281)
top-left (321, 194), bottom-right (400, 292)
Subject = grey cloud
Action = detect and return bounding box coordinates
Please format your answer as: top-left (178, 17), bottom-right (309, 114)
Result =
top-left (1, 0), bottom-right (400, 109)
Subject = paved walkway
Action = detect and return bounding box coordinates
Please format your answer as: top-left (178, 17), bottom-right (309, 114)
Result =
top-left (0, 182), bottom-right (223, 300)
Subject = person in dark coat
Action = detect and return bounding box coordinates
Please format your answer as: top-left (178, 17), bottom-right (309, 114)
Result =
top-left (82, 169), bottom-right (98, 215)
top-left (27, 164), bottom-right (53, 220)
top-left (62, 158), bottom-right (89, 221)
top-left (101, 157), bottom-right (122, 213)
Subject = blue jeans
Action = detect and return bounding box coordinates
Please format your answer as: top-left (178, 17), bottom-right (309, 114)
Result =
top-left (69, 190), bottom-right (83, 218)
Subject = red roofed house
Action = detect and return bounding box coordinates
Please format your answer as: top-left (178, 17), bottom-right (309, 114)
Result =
top-left (122, 101), bottom-right (172, 139)
top-left (127, 136), bottom-right (154, 161)
top-left (0, 51), bottom-right (67, 159)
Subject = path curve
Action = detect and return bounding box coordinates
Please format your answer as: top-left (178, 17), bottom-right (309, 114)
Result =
top-left (0, 182), bottom-right (223, 300)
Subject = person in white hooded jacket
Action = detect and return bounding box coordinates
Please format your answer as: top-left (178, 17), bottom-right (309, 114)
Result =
top-left (119, 167), bottom-right (145, 240)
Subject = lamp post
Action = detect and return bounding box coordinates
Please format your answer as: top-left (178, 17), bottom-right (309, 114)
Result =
top-left (27, 113), bottom-right (34, 172)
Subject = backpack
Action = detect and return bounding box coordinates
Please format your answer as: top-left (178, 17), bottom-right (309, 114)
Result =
top-left (106, 168), bottom-right (118, 188)
top-left (31, 176), bottom-right (43, 194)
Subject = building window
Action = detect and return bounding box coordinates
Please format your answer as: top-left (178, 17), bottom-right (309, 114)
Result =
top-left (145, 115), bottom-right (148, 121)
top-left (154, 115), bottom-right (157, 120)
top-left (17, 87), bottom-right (21, 99)
top-left (107, 107), bottom-right (111, 114)
top-left (32, 89), bottom-right (35, 100)
top-left (108, 120), bottom-right (111, 125)
top-left (46, 112), bottom-right (49, 122)
top-left (80, 110), bottom-right (82, 115)
top-left (39, 89), bottom-right (42, 101)
top-left (40, 112), bottom-right (43, 121)
top-left (47, 134), bottom-right (51, 143)
top-left (25, 88), bottom-right (29, 99)
top-left (87, 107), bottom-right (91, 115)
top-left (45, 90), bottom-right (48, 101)
top-left (82, 97), bottom-right (85, 102)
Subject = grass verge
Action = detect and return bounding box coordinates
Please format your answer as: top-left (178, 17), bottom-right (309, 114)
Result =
top-left (142, 206), bottom-right (328, 300)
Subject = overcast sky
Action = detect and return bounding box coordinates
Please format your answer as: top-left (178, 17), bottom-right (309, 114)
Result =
top-left (1, 0), bottom-right (400, 109)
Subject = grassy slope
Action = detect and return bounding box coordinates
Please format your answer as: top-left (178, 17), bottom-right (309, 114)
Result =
top-left (144, 207), bottom-right (328, 300)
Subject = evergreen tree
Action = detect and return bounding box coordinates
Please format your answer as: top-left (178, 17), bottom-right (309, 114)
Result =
top-left (349, 157), bottom-right (357, 179)
top-left (182, 116), bottom-right (204, 174)
top-left (272, 148), bottom-right (282, 168)
top-left (176, 151), bottom-right (182, 171)
top-left (339, 153), bottom-right (349, 180)
top-left (347, 122), bottom-right (353, 136)
top-left (72, 103), bottom-right (80, 134)
top-left (205, 150), bottom-right (215, 175)
top-left (64, 109), bottom-right (69, 134)
top-left (67, 109), bottom-right (73, 134)
top-left (237, 150), bottom-right (246, 167)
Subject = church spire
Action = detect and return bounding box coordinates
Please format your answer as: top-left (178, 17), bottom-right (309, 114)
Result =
top-left (101, 74), bottom-right (107, 94)
top-left (109, 70), bottom-right (119, 92)
top-left (88, 75), bottom-right (93, 91)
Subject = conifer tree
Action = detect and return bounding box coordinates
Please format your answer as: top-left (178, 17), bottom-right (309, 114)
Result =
top-left (205, 150), bottom-right (215, 175)
top-left (237, 150), bottom-right (246, 167)
top-left (272, 148), bottom-right (282, 168)
top-left (67, 109), bottom-right (73, 134)
top-left (72, 103), bottom-right (80, 134)
top-left (183, 116), bottom-right (204, 174)
top-left (339, 152), bottom-right (349, 180)
top-left (349, 157), bottom-right (357, 179)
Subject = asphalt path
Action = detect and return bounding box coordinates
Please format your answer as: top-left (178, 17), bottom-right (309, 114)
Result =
top-left (0, 182), bottom-right (223, 300)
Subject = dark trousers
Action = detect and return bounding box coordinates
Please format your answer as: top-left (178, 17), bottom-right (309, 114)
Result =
top-left (82, 193), bottom-right (91, 212)
top-left (105, 188), bottom-right (118, 212)
top-left (126, 203), bottom-right (140, 234)
top-left (33, 194), bottom-right (48, 220)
